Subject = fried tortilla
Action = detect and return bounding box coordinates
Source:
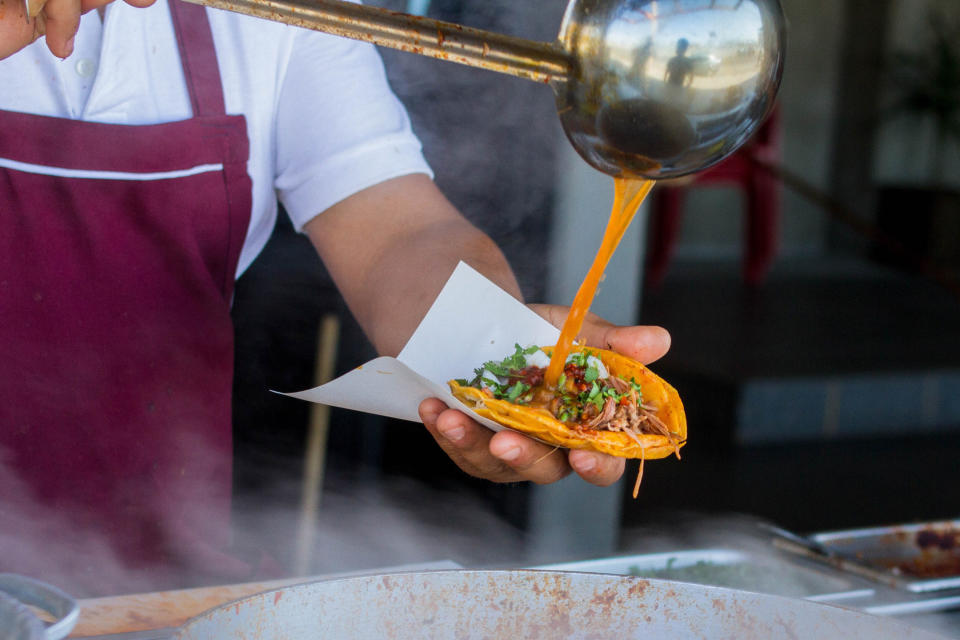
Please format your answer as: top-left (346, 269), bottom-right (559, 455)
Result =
top-left (448, 344), bottom-right (686, 461)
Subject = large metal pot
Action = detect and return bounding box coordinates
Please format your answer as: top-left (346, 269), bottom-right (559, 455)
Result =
top-left (175, 570), bottom-right (946, 639)
top-left (0, 575), bottom-right (78, 640)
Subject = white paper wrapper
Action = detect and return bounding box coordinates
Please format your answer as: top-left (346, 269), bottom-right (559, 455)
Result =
top-left (281, 262), bottom-right (561, 432)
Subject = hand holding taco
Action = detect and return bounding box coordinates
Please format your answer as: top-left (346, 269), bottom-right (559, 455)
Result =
top-left (419, 312), bottom-right (674, 492)
top-left (447, 337), bottom-right (685, 497)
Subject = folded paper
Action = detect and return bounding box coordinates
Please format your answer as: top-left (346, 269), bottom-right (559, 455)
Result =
top-left (281, 262), bottom-right (561, 431)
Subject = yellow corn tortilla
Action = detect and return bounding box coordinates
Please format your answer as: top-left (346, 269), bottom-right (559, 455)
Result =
top-left (448, 345), bottom-right (686, 460)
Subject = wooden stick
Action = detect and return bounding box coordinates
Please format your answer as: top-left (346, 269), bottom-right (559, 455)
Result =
top-left (294, 314), bottom-right (341, 576)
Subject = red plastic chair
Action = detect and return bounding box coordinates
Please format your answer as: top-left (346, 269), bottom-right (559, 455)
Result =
top-left (645, 106), bottom-right (781, 288)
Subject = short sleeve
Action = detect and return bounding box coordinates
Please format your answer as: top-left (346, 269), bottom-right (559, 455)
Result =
top-left (274, 29), bottom-right (433, 231)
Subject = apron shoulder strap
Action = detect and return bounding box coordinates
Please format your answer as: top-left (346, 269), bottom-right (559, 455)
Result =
top-left (168, 0), bottom-right (227, 118)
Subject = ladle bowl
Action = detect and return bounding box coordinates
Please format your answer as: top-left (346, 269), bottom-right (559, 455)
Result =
top-left (557, 0), bottom-right (786, 178)
top-left (184, 0), bottom-right (786, 179)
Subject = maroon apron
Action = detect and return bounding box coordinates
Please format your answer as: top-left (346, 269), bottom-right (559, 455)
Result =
top-left (0, 1), bottom-right (254, 594)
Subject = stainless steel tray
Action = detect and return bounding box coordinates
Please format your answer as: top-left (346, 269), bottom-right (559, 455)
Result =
top-left (811, 520), bottom-right (960, 593)
top-left (531, 548), bottom-right (874, 602)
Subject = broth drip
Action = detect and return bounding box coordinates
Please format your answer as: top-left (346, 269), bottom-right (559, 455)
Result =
top-left (544, 177), bottom-right (655, 387)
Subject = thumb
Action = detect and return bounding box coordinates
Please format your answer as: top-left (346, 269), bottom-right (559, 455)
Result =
top-left (528, 303), bottom-right (671, 365)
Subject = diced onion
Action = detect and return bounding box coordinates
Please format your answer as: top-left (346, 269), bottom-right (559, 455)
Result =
top-left (480, 369), bottom-right (502, 390)
top-left (524, 349), bottom-right (551, 369)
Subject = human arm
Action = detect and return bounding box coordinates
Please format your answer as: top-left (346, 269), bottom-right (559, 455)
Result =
top-left (303, 174), bottom-right (671, 487)
top-left (284, 24), bottom-right (669, 488)
top-left (303, 173), bottom-right (519, 357)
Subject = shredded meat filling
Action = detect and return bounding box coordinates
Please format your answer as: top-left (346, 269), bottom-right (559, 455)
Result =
top-left (583, 397), bottom-right (617, 428)
top-left (583, 392), bottom-right (670, 437)
top-left (472, 359), bottom-right (679, 446)
top-left (554, 367), bottom-right (677, 441)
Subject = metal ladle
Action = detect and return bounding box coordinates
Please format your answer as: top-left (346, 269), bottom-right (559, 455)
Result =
top-left (183, 0), bottom-right (786, 179)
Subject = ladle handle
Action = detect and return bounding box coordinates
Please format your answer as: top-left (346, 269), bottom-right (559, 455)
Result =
top-left (181, 0), bottom-right (571, 84)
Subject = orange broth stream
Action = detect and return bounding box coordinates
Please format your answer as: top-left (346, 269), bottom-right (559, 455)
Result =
top-left (544, 177), bottom-right (655, 387)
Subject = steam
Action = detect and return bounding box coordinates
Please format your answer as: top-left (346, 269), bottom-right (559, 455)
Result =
top-left (618, 510), bottom-right (960, 639)
top-left (5, 453), bottom-right (959, 640)
top-left (233, 473), bottom-right (529, 578)
top-left (0, 443), bottom-right (529, 598)
top-left (0, 448), bottom-right (152, 597)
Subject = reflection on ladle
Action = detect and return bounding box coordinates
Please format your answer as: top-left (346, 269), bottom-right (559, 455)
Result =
top-left (597, 100), bottom-right (697, 163)
top-left (181, 0), bottom-right (786, 179)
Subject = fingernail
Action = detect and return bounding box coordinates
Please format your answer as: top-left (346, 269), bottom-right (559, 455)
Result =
top-left (573, 454), bottom-right (596, 473)
top-left (65, 36), bottom-right (76, 57)
top-left (439, 425), bottom-right (465, 443)
top-left (496, 447), bottom-right (521, 462)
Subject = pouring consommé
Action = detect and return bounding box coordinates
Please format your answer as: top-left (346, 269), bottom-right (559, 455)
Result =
top-left (177, 0), bottom-right (786, 179)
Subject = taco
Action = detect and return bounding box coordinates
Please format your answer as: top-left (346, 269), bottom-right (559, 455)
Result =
top-left (448, 344), bottom-right (686, 464)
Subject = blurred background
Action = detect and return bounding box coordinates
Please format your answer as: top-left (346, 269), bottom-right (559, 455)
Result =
top-left (229, 0), bottom-right (960, 581)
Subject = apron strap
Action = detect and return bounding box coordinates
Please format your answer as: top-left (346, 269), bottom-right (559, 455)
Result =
top-left (168, 0), bottom-right (227, 117)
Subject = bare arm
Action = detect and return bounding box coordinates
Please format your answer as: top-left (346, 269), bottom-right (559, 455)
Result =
top-left (304, 174), bottom-right (671, 488)
top-left (304, 173), bottom-right (520, 356)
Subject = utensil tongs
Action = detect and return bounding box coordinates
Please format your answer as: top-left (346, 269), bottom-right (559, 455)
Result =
top-left (760, 523), bottom-right (905, 589)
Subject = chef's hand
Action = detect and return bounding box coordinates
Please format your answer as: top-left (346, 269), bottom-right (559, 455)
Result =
top-left (0, 0), bottom-right (154, 61)
top-left (418, 307), bottom-right (671, 487)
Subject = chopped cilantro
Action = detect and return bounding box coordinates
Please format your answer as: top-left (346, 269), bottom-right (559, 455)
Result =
top-left (459, 346), bottom-right (647, 424)
top-left (454, 378), bottom-right (469, 386)
top-left (584, 365), bottom-right (599, 383)
top-left (568, 350), bottom-right (589, 367)
top-left (505, 381), bottom-right (529, 402)
top-left (482, 361), bottom-right (511, 377)
top-left (475, 344), bottom-right (541, 381)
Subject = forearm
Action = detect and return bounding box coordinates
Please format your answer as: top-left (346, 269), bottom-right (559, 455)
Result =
top-left (357, 222), bottom-right (519, 355)
top-left (304, 174), bottom-right (521, 356)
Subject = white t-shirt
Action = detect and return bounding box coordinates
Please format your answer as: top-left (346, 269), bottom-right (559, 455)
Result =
top-left (0, 0), bottom-right (433, 276)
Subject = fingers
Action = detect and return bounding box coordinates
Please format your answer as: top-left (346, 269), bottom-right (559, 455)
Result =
top-left (420, 398), bottom-right (572, 484)
top-left (420, 398), bottom-right (517, 482)
top-left (584, 321), bottom-right (671, 365)
top-left (77, 0), bottom-right (156, 14)
top-left (0, 0), bottom-right (155, 62)
top-left (44, 0), bottom-right (158, 59)
top-left (528, 303), bottom-right (671, 365)
top-left (567, 449), bottom-right (625, 487)
top-left (487, 430), bottom-right (572, 485)
top-left (420, 305), bottom-right (666, 489)
top-left (36, 0), bottom-right (80, 58)
top-left (419, 398), bottom-right (626, 487)
top-left (0, 0), bottom-right (44, 61)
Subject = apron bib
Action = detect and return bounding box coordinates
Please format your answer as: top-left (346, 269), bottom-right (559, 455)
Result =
top-left (0, 1), bottom-right (253, 593)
